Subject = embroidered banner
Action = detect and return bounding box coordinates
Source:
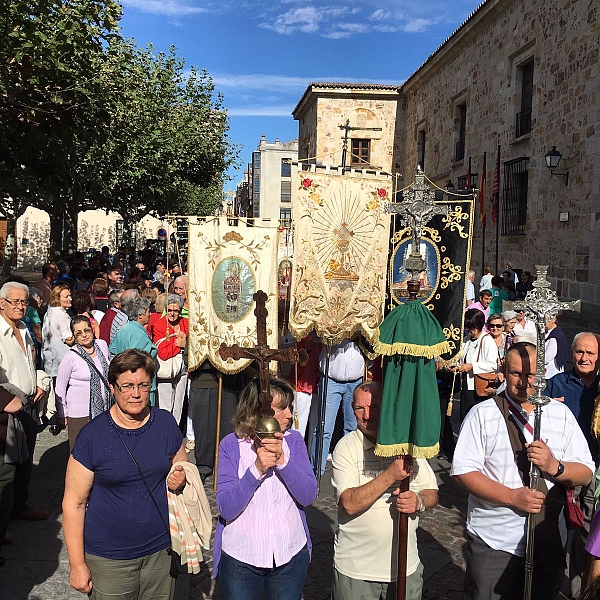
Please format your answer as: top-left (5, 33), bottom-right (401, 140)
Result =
top-left (289, 167), bottom-right (392, 345)
top-left (187, 217), bottom-right (279, 373)
top-left (387, 197), bottom-right (474, 361)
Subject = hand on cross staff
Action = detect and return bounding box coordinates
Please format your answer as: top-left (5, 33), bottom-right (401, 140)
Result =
top-left (393, 489), bottom-right (421, 514)
top-left (254, 433), bottom-right (285, 474)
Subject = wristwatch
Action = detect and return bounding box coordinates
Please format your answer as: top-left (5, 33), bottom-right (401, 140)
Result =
top-left (416, 494), bottom-right (426, 514)
top-left (552, 461), bottom-right (565, 478)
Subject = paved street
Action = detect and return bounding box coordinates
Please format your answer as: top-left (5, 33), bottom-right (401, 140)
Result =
top-left (0, 425), bottom-right (468, 600)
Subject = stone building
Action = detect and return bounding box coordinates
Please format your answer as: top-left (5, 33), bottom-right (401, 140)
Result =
top-left (293, 0), bottom-right (599, 321)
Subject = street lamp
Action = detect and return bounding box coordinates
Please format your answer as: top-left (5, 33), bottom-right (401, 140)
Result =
top-left (545, 146), bottom-right (569, 186)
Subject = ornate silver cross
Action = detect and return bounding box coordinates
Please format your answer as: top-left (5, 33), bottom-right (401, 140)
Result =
top-left (507, 265), bottom-right (581, 406)
top-left (385, 166), bottom-right (448, 299)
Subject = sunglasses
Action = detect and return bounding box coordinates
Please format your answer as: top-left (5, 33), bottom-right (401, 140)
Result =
top-left (488, 324), bottom-right (503, 329)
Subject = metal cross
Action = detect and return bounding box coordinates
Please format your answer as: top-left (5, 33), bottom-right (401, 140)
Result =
top-left (386, 166), bottom-right (449, 299)
top-left (505, 265), bottom-right (581, 406)
top-left (338, 118), bottom-right (382, 169)
top-left (218, 290), bottom-right (308, 417)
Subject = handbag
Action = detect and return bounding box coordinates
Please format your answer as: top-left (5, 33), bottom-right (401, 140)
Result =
top-left (108, 413), bottom-right (186, 577)
top-left (473, 334), bottom-right (501, 396)
top-left (565, 487), bottom-right (586, 530)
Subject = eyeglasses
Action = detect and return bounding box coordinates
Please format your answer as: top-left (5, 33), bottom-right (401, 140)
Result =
top-left (74, 328), bottom-right (93, 338)
top-left (166, 309), bottom-right (181, 313)
top-left (114, 382), bottom-right (152, 393)
top-left (488, 324), bottom-right (503, 329)
top-left (3, 298), bottom-right (28, 307)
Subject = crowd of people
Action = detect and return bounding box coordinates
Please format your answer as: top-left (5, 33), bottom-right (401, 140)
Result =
top-left (0, 254), bottom-right (599, 600)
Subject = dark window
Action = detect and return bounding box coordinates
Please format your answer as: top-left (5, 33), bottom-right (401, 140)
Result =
top-left (457, 173), bottom-right (478, 190)
top-left (351, 139), bottom-right (370, 165)
top-left (455, 104), bottom-right (467, 162)
top-left (253, 152), bottom-right (261, 169)
top-left (280, 208), bottom-right (292, 227)
top-left (281, 158), bottom-right (291, 178)
top-left (516, 61), bottom-right (534, 137)
top-left (417, 131), bottom-right (426, 170)
top-left (502, 157), bottom-right (529, 236)
top-left (280, 181), bottom-right (291, 203)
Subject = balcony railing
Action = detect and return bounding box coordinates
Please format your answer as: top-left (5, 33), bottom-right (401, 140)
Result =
top-left (515, 108), bottom-right (532, 137)
top-left (454, 139), bottom-right (465, 162)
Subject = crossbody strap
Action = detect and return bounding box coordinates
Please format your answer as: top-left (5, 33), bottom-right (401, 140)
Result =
top-left (107, 412), bottom-right (171, 542)
top-left (70, 348), bottom-right (110, 391)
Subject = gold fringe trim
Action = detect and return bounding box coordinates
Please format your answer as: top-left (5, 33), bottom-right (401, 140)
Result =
top-left (374, 441), bottom-right (439, 459)
top-left (591, 389), bottom-right (600, 440)
top-left (373, 338), bottom-right (451, 359)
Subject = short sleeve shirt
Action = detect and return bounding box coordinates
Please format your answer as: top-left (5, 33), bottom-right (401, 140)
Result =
top-left (72, 408), bottom-right (183, 559)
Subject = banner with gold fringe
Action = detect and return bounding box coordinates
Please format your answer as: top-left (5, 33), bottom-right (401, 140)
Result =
top-left (289, 166), bottom-right (392, 345)
top-left (187, 217), bottom-right (279, 373)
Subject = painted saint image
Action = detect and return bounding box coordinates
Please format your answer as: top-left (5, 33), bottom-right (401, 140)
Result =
top-left (212, 258), bottom-right (255, 323)
top-left (278, 258), bottom-right (293, 301)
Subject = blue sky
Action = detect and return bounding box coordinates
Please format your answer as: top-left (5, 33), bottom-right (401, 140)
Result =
top-left (118, 0), bottom-right (483, 189)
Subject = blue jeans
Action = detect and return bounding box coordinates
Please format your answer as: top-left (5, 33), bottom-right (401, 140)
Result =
top-left (218, 546), bottom-right (309, 600)
top-left (310, 377), bottom-right (361, 475)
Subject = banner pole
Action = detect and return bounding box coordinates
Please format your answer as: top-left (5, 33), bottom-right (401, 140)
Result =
top-left (316, 343), bottom-right (332, 494)
top-left (212, 371), bottom-right (223, 492)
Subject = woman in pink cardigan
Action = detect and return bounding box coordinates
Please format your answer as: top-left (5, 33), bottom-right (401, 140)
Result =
top-left (55, 316), bottom-right (111, 449)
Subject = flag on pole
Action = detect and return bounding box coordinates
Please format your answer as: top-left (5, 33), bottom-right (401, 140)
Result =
top-left (465, 157), bottom-right (472, 190)
top-left (478, 152), bottom-right (487, 225)
top-left (492, 146), bottom-right (500, 223)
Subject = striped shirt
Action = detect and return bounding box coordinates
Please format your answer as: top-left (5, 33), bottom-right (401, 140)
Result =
top-left (221, 437), bottom-right (307, 568)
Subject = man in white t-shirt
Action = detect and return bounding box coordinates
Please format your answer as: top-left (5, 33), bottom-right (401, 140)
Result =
top-left (331, 382), bottom-right (438, 600)
top-left (452, 342), bottom-right (594, 600)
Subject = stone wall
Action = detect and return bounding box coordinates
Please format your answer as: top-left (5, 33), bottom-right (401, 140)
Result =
top-left (401, 0), bottom-right (599, 318)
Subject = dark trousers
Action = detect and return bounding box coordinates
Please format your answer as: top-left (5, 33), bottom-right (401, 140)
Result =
top-left (464, 530), bottom-right (563, 600)
top-left (13, 403), bottom-right (38, 514)
top-left (189, 386), bottom-right (236, 477)
top-left (0, 456), bottom-right (16, 554)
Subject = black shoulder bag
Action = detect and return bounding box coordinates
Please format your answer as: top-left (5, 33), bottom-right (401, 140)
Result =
top-left (107, 412), bottom-right (185, 577)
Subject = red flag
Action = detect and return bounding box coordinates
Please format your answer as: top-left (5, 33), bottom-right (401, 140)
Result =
top-left (478, 152), bottom-right (487, 225)
top-left (492, 146), bottom-right (500, 223)
top-left (465, 157), bottom-right (472, 190)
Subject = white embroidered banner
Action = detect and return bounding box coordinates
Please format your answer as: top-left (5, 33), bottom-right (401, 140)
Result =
top-left (289, 168), bottom-right (392, 345)
top-left (187, 217), bottom-right (279, 373)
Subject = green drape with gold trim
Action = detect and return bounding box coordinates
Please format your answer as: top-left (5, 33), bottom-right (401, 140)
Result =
top-left (374, 301), bottom-right (450, 458)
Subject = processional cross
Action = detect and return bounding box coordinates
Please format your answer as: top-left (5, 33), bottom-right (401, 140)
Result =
top-left (505, 265), bottom-right (580, 600)
top-left (218, 290), bottom-right (308, 436)
top-left (385, 166), bottom-right (449, 300)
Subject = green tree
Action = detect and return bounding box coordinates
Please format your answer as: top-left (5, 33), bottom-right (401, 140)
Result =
top-left (0, 0), bottom-right (122, 272)
top-left (82, 39), bottom-right (238, 242)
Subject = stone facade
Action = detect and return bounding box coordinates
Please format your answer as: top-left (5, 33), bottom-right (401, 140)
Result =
top-left (294, 83), bottom-right (403, 174)
top-left (294, 0), bottom-right (600, 320)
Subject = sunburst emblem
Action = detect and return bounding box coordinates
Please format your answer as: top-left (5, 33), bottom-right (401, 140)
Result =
top-left (312, 180), bottom-right (373, 286)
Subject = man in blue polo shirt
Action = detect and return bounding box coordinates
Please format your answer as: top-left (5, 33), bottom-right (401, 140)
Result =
top-left (546, 331), bottom-right (600, 598)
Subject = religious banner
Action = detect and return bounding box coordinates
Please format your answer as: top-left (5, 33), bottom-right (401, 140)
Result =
top-left (388, 196), bottom-right (474, 361)
top-left (289, 166), bottom-right (392, 345)
top-left (187, 217), bottom-right (279, 373)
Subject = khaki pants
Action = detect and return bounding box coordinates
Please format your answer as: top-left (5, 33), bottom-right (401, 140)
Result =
top-left (86, 548), bottom-right (175, 600)
top-left (332, 562), bottom-right (424, 600)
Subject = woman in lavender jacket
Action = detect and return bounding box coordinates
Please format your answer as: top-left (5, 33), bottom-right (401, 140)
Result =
top-left (214, 377), bottom-right (318, 600)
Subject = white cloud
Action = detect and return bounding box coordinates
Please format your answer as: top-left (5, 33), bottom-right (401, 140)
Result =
top-left (260, 6), bottom-right (323, 35)
top-left (227, 105), bottom-right (295, 117)
top-left (121, 0), bottom-right (215, 16)
top-left (403, 18), bottom-right (433, 33)
top-left (214, 73), bottom-right (404, 91)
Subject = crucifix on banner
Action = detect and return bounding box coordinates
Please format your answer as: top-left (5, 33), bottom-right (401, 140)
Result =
top-left (504, 265), bottom-right (580, 600)
top-left (219, 290), bottom-right (308, 439)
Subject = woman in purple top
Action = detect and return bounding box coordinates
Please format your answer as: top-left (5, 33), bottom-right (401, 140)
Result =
top-left (56, 316), bottom-right (111, 450)
top-left (214, 377), bottom-right (318, 600)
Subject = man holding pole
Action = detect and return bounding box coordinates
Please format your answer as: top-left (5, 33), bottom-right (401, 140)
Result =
top-left (452, 342), bottom-right (594, 600)
top-left (331, 381), bottom-right (438, 600)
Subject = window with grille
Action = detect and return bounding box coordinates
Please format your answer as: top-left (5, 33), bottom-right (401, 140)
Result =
top-left (351, 139), bottom-right (370, 165)
top-left (455, 104), bottom-right (466, 162)
top-left (502, 157), bottom-right (529, 236)
top-left (280, 208), bottom-right (292, 227)
top-left (280, 181), bottom-right (291, 203)
top-left (516, 61), bottom-right (534, 137)
top-left (281, 158), bottom-right (291, 178)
